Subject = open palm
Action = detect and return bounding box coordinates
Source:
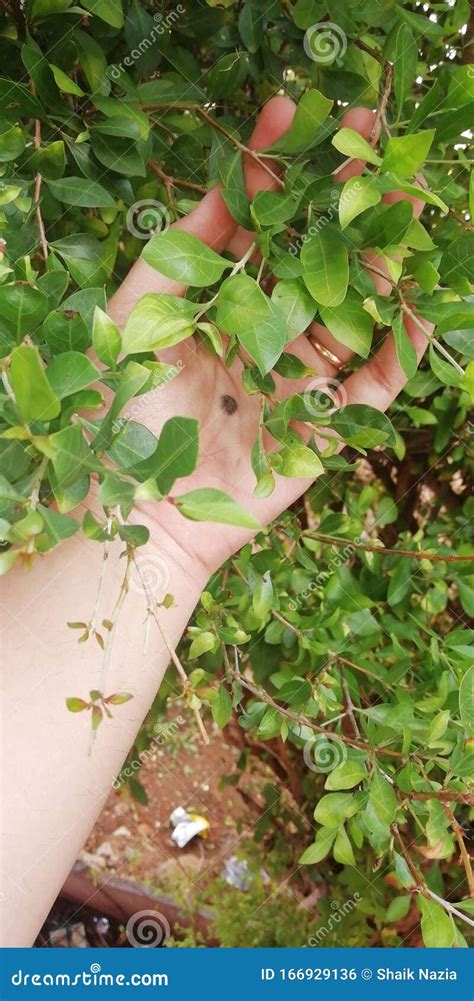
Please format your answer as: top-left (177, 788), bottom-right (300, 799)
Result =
top-left (108, 97), bottom-right (431, 574)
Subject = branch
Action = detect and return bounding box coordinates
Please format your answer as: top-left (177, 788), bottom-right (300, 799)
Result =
top-left (149, 161), bottom-right (207, 195)
top-left (443, 803), bottom-right (474, 898)
top-left (306, 530), bottom-right (474, 563)
top-left (392, 825), bottom-right (474, 928)
top-left (132, 554), bottom-right (209, 745)
top-left (31, 94), bottom-right (48, 262)
top-left (370, 61), bottom-right (393, 141)
top-left (232, 670), bottom-right (409, 759)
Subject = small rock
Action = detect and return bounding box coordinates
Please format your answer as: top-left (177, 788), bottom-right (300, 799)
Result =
top-left (111, 825), bottom-right (131, 839)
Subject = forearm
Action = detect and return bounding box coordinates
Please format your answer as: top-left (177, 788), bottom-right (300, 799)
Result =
top-left (0, 518), bottom-right (209, 946)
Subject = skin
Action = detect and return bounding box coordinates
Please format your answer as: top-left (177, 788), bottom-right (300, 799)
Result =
top-left (0, 97), bottom-right (434, 945)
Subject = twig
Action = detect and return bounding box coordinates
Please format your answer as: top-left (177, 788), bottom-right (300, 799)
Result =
top-left (369, 61), bottom-right (393, 141)
top-left (132, 554), bottom-right (209, 745)
top-left (443, 803), bottom-right (474, 898)
top-left (149, 161), bottom-right (207, 195)
top-left (195, 107), bottom-right (284, 188)
top-left (341, 674), bottom-right (360, 737)
top-left (406, 790), bottom-right (474, 805)
top-left (233, 670), bottom-right (411, 760)
top-left (31, 103), bottom-right (48, 262)
top-left (306, 531), bottom-right (474, 563)
top-left (98, 547), bottom-right (133, 692)
top-left (392, 824), bottom-right (474, 927)
top-left (354, 39), bottom-right (384, 66)
top-left (398, 290), bottom-right (465, 375)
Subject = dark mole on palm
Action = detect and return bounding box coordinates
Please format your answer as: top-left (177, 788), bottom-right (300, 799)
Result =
top-left (220, 394), bottom-right (238, 415)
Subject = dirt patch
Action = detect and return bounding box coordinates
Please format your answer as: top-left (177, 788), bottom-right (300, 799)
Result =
top-left (83, 717), bottom-right (253, 897)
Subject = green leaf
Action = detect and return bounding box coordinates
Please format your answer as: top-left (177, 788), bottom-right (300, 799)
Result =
top-left (332, 127), bottom-right (382, 166)
top-left (105, 692), bottom-right (133, 704)
top-left (299, 827), bottom-right (337, 864)
top-left (367, 769), bottom-right (397, 830)
top-left (392, 24), bottom-right (418, 114)
top-left (154, 417), bottom-right (199, 495)
top-left (66, 697), bottom-right (90, 712)
top-left (319, 290), bottom-right (373, 358)
top-left (459, 666), bottom-right (474, 737)
top-left (216, 275), bottom-right (287, 375)
top-left (81, 0), bottom-right (123, 27)
top-left (251, 191), bottom-right (298, 227)
top-left (333, 825), bottom-right (355, 865)
top-left (38, 425), bottom-right (94, 489)
top-left (212, 684), bottom-right (233, 728)
top-left (174, 488), bottom-right (260, 530)
top-left (92, 307), bottom-right (121, 367)
top-left (218, 151), bottom-right (251, 228)
top-left (10, 346), bottom-right (60, 423)
top-left (52, 234), bottom-right (110, 289)
top-left (49, 64), bottom-right (85, 96)
top-left (394, 851), bottom-right (416, 889)
top-left (387, 557), bottom-right (412, 607)
top-left (0, 284), bottom-right (48, 337)
top-left (47, 176), bottom-right (115, 208)
top-left (122, 294), bottom-right (196, 355)
top-left (46, 352), bottom-right (101, 398)
top-left (386, 895), bottom-right (411, 922)
top-left (268, 89), bottom-right (332, 154)
top-left (189, 631), bottom-right (217, 659)
top-left (330, 405), bottom-right (396, 449)
top-left (252, 572), bottom-right (274, 619)
top-left (271, 443), bottom-right (324, 479)
top-left (314, 792), bottom-right (359, 828)
top-left (393, 311), bottom-right (418, 379)
top-left (142, 231), bottom-right (229, 287)
top-left (0, 126), bottom-right (26, 163)
top-left (339, 176), bottom-right (381, 229)
top-left (419, 897), bottom-right (456, 948)
top-left (301, 228), bottom-right (349, 307)
top-left (381, 130), bottom-right (436, 178)
top-left (325, 759), bottom-right (366, 790)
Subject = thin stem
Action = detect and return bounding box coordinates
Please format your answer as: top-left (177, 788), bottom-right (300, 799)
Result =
top-left (369, 61), bottom-right (393, 142)
top-left (306, 530), bottom-right (474, 563)
top-left (233, 670), bottom-right (410, 760)
top-left (194, 241), bottom-right (256, 322)
top-left (195, 107), bottom-right (284, 188)
top-left (398, 291), bottom-right (465, 375)
top-left (98, 547), bottom-right (133, 692)
top-left (32, 109), bottom-right (48, 262)
top-left (406, 790), bottom-right (474, 805)
top-left (132, 554), bottom-right (209, 745)
top-left (149, 161), bottom-right (207, 195)
top-left (443, 803), bottom-right (474, 898)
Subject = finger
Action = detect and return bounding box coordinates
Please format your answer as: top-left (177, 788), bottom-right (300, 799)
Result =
top-left (341, 313), bottom-right (433, 411)
top-left (304, 108), bottom-right (379, 368)
top-left (382, 171), bottom-right (427, 219)
top-left (109, 96), bottom-right (295, 325)
top-left (226, 96), bottom-right (296, 259)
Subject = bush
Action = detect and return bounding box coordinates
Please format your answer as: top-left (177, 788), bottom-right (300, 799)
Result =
top-left (0, 0), bottom-right (473, 948)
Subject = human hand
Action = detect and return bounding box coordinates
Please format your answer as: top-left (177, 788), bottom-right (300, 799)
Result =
top-left (107, 98), bottom-right (433, 579)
